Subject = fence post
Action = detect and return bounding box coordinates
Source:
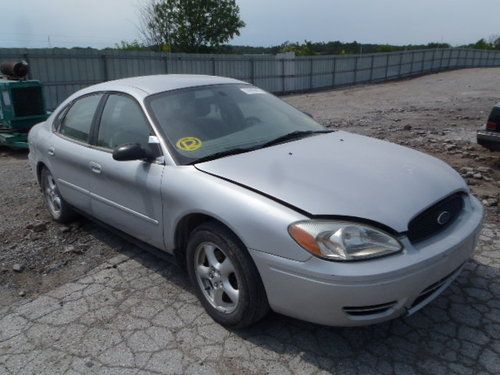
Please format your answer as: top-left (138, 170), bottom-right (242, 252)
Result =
top-left (331, 57), bottom-right (336, 88)
top-left (384, 53), bottom-right (390, 79)
top-left (439, 49), bottom-right (445, 71)
top-left (369, 54), bottom-right (375, 82)
top-left (420, 51), bottom-right (425, 74)
top-left (397, 52), bottom-right (403, 78)
top-left (410, 51), bottom-right (415, 75)
top-left (250, 58), bottom-right (255, 84)
top-left (101, 54), bottom-right (108, 82)
top-left (281, 58), bottom-right (286, 93)
top-left (212, 58), bottom-right (216, 75)
top-left (309, 58), bottom-right (314, 90)
top-left (353, 56), bottom-right (359, 84)
top-left (164, 54), bottom-right (169, 74)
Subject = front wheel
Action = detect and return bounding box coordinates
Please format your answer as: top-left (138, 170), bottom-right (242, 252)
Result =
top-left (186, 222), bottom-right (269, 328)
top-left (40, 167), bottom-right (76, 223)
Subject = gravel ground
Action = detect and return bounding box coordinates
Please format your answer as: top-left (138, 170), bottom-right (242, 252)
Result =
top-left (0, 151), bottom-right (119, 307)
top-left (0, 68), bottom-right (499, 374)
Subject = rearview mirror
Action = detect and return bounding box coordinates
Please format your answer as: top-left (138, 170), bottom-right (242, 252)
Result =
top-left (113, 143), bottom-right (151, 161)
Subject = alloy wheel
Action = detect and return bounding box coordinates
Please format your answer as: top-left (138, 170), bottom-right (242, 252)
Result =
top-left (194, 242), bottom-right (240, 314)
top-left (43, 172), bottom-right (62, 216)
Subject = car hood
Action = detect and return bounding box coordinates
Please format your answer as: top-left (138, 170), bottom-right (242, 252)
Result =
top-left (195, 131), bottom-right (467, 232)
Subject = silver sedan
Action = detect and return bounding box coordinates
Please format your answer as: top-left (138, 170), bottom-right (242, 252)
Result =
top-left (28, 75), bottom-right (484, 328)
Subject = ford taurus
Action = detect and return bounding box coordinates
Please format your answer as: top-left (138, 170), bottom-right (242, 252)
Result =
top-left (28, 75), bottom-right (484, 328)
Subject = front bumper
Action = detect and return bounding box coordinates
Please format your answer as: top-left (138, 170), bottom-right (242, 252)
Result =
top-left (477, 129), bottom-right (500, 151)
top-left (251, 195), bottom-right (484, 326)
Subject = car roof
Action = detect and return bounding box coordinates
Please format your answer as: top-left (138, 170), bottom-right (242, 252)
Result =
top-left (80, 74), bottom-right (246, 96)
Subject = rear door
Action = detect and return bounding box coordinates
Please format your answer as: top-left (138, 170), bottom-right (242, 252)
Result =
top-left (48, 93), bottom-right (103, 213)
top-left (86, 93), bottom-right (165, 249)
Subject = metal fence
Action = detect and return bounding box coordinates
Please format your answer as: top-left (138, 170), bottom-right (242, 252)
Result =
top-left (1, 48), bottom-right (500, 110)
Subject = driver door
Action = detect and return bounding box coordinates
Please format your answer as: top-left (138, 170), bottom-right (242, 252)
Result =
top-left (87, 93), bottom-right (165, 249)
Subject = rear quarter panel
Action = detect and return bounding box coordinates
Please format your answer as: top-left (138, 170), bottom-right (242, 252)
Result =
top-left (28, 121), bottom-right (52, 183)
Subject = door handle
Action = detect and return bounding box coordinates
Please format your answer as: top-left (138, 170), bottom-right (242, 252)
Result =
top-left (48, 147), bottom-right (55, 156)
top-left (89, 161), bottom-right (102, 174)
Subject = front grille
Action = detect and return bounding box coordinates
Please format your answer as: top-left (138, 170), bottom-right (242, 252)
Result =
top-left (407, 193), bottom-right (465, 243)
top-left (11, 87), bottom-right (45, 117)
top-left (343, 301), bottom-right (397, 317)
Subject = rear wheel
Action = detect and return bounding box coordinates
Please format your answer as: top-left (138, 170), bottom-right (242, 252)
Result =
top-left (186, 222), bottom-right (269, 328)
top-left (40, 167), bottom-right (76, 223)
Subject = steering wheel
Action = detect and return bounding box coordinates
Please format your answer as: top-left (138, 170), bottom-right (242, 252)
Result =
top-left (245, 116), bottom-right (262, 126)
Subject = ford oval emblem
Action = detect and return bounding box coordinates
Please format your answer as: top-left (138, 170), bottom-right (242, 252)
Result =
top-left (437, 211), bottom-right (451, 225)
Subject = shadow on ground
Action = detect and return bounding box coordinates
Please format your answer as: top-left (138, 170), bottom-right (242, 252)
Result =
top-left (86, 220), bottom-right (499, 374)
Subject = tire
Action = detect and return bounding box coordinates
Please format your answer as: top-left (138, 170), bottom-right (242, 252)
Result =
top-left (186, 222), bottom-right (269, 328)
top-left (40, 167), bottom-right (77, 223)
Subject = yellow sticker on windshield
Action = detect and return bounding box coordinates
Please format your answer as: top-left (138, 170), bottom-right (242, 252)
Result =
top-left (176, 137), bottom-right (202, 151)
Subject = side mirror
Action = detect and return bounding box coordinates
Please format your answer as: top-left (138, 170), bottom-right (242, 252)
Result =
top-left (112, 143), bottom-right (149, 161)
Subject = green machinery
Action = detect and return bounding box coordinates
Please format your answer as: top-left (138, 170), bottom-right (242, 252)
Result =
top-left (0, 61), bottom-right (48, 149)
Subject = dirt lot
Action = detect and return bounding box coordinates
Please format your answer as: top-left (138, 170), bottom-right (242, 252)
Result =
top-left (0, 69), bottom-right (499, 375)
top-left (0, 68), bottom-right (499, 307)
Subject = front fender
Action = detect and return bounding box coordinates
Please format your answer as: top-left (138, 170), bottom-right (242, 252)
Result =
top-left (161, 166), bottom-right (312, 262)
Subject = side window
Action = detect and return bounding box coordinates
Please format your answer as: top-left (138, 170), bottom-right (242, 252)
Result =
top-left (59, 94), bottom-right (102, 143)
top-left (97, 95), bottom-right (151, 149)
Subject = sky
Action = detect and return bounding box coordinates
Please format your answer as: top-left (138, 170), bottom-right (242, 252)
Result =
top-left (2, 0), bottom-right (500, 49)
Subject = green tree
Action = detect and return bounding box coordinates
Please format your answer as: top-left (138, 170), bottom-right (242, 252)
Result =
top-left (280, 41), bottom-right (315, 56)
top-left (115, 40), bottom-right (148, 51)
top-left (141, 0), bottom-right (245, 52)
top-left (473, 38), bottom-right (491, 50)
top-left (489, 35), bottom-right (500, 50)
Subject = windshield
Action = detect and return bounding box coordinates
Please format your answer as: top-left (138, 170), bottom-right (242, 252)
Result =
top-left (146, 84), bottom-right (326, 164)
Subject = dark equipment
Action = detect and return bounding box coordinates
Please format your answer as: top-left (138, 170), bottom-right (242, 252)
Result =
top-left (0, 61), bottom-right (48, 149)
top-left (477, 104), bottom-right (500, 151)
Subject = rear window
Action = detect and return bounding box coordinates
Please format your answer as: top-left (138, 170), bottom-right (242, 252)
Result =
top-left (59, 94), bottom-right (102, 143)
top-left (11, 87), bottom-right (45, 117)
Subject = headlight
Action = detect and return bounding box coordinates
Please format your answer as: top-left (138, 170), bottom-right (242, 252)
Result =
top-left (288, 221), bottom-right (402, 261)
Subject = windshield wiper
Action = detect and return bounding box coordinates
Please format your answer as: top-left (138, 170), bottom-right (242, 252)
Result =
top-left (188, 130), bottom-right (332, 165)
top-left (257, 130), bottom-right (332, 149)
top-left (188, 147), bottom-right (258, 165)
